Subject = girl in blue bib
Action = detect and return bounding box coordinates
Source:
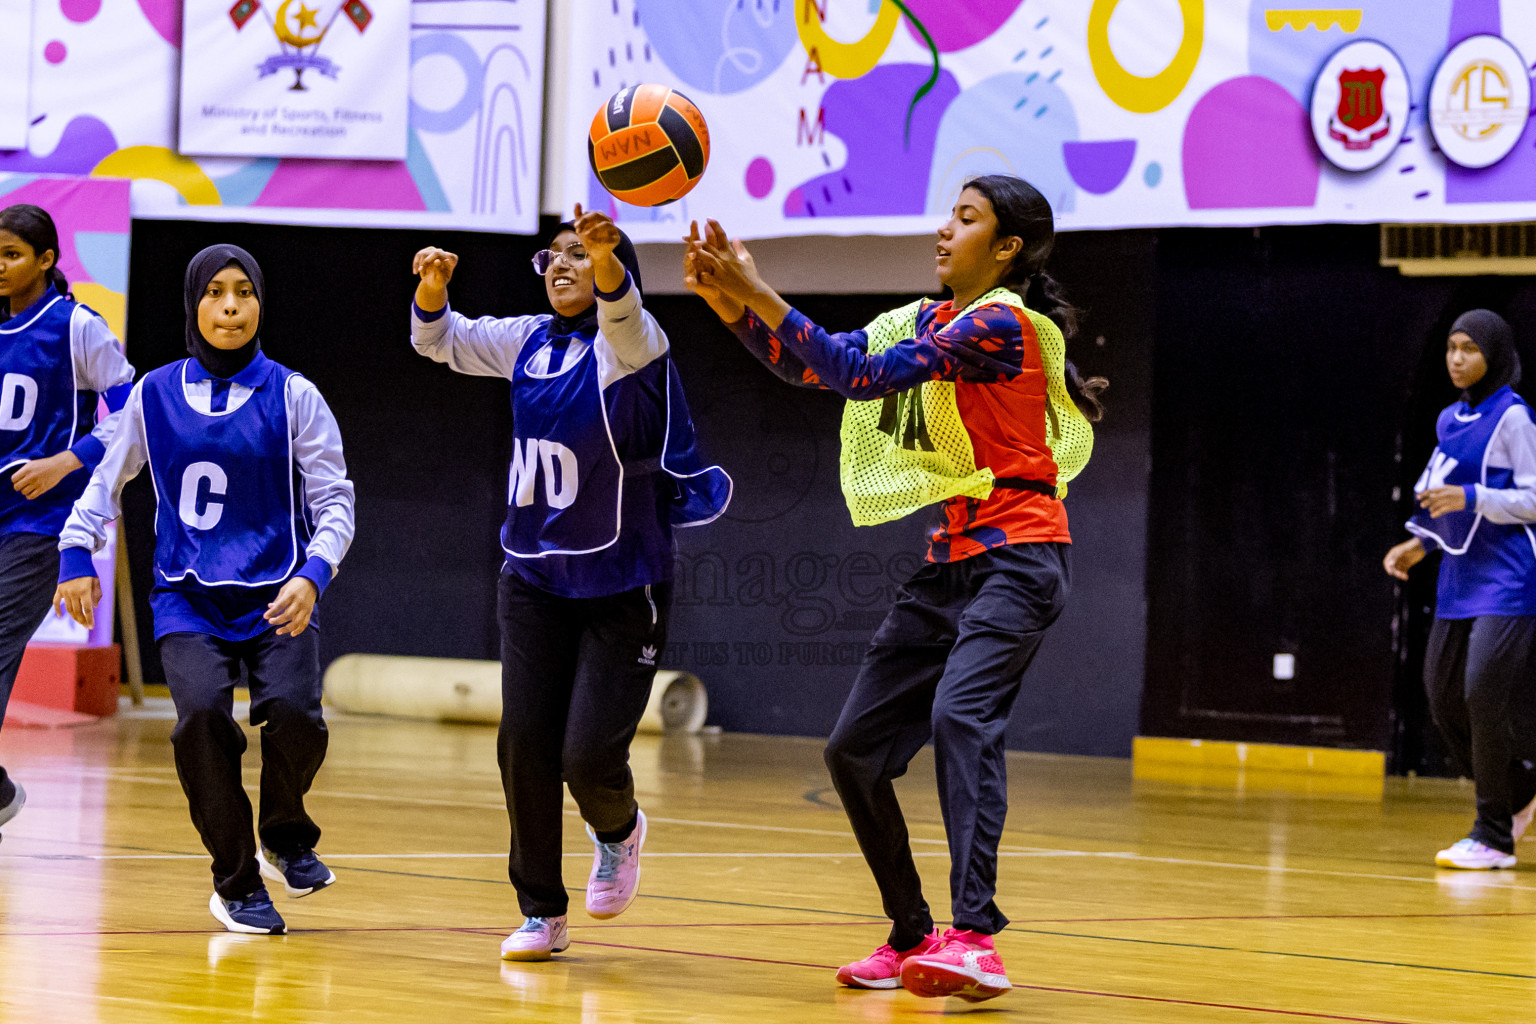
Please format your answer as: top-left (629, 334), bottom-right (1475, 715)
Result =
top-left (54, 245), bottom-right (356, 934)
top-left (410, 207), bottom-right (729, 962)
top-left (0, 204), bottom-right (135, 834)
top-left (1386, 309), bottom-right (1536, 870)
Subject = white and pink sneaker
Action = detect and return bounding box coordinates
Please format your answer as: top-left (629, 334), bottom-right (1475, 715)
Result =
top-left (835, 931), bottom-right (941, 989)
top-left (900, 927), bottom-right (1012, 1002)
top-left (1436, 837), bottom-right (1517, 870)
top-left (500, 916), bottom-right (569, 961)
top-left (584, 809), bottom-right (646, 919)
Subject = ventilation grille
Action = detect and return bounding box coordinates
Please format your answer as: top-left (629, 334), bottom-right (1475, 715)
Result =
top-left (1381, 223), bottom-right (1536, 275)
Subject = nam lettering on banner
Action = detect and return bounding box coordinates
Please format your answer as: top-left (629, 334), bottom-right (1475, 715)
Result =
top-left (177, 0), bottom-right (410, 160)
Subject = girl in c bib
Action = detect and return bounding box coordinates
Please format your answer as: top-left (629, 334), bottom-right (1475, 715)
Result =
top-left (0, 204), bottom-right (135, 834)
top-left (54, 245), bottom-right (355, 934)
top-left (1386, 309), bottom-right (1536, 870)
top-left (410, 206), bottom-right (729, 962)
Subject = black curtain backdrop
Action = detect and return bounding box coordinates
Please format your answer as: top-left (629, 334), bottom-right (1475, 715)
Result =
top-left (119, 217), bottom-right (1150, 755)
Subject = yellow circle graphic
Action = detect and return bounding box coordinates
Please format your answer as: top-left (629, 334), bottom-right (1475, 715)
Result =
top-left (796, 0), bottom-right (901, 81)
top-left (1088, 0), bottom-right (1205, 114)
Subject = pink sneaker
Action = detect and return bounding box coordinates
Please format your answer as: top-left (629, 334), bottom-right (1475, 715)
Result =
top-left (584, 809), bottom-right (646, 919)
top-left (835, 931), bottom-right (941, 989)
top-left (900, 927), bottom-right (1012, 1002)
top-left (500, 916), bottom-right (569, 961)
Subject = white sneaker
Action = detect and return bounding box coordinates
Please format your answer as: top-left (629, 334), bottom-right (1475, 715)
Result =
top-left (1436, 837), bottom-right (1517, 870)
top-left (1514, 798), bottom-right (1536, 843)
top-left (500, 916), bottom-right (570, 961)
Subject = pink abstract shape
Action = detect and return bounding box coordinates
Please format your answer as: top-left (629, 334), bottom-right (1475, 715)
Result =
top-left (1063, 139), bottom-right (1136, 195)
top-left (902, 0), bottom-right (1026, 53)
top-left (134, 0), bottom-right (181, 45)
top-left (60, 0), bottom-right (101, 23)
top-left (1182, 76), bottom-right (1319, 210)
top-left (0, 116), bottom-right (118, 174)
top-left (254, 160), bottom-right (426, 211)
top-left (744, 158), bottom-right (774, 199)
top-left (44, 41), bottom-right (67, 64)
top-left (0, 178), bottom-right (131, 285)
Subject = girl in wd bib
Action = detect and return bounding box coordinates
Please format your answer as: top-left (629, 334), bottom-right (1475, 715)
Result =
top-left (410, 207), bottom-right (729, 962)
top-left (685, 176), bottom-right (1104, 1003)
top-left (1386, 310), bottom-right (1536, 870)
top-left (0, 204), bottom-right (135, 836)
top-left (53, 245), bottom-right (355, 934)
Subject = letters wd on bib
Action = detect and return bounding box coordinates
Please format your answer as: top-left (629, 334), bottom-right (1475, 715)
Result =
top-left (178, 0), bottom-right (411, 160)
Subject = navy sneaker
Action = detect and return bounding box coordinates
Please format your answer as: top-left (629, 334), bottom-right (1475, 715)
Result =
top-left (257, 845), bottom-right (336, 897)
top-left (209, 888), bottom-right (287, 934)
top-left (0, 777), bottom-right (25, 831)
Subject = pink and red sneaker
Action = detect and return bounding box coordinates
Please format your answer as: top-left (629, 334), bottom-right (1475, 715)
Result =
top-left (900, 927), bottom-right (1012, 1002)
top-left (835, 930), bottom-right (941, 989)
top-left (584, 809), bottom-right (647, 919)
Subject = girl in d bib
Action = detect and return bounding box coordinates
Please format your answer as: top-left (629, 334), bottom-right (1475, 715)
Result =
top-left (1385, 310), bottom-right (1536, 870)
top-left (54, 245), bottom-right (355, 933)
top-left (410, 207), bottom-right (729, 962)
top-left (0, 204), bottom-right (135, 834)
top-left (685, 176), bottom-right (1104, 1003)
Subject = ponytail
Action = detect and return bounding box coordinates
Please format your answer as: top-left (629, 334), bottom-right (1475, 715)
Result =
top-left (0, 204), bottom-right (70, 315)
top-left (1022, 270), bottom-right (1107, 422)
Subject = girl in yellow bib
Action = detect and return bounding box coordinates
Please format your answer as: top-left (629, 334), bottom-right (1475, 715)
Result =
top-left (685, 175), bottom-right (1104, 1002)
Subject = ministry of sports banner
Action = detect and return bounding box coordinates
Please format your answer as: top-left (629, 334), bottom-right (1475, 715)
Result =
top-left (3, 0), bottom-right (544, 232)
top-left (558, 0), bottom-right (1536, 241)
top-left (178, 0), bottom-right (411, 160)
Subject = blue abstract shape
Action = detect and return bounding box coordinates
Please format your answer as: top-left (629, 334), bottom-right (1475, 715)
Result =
top-left (1144, 161), bottom-right (1162, 187)
top-left (406, 129), bottom-right (451, 212)
top-left (1063, 139), bottom-right (1135, 194)
top-left (210, 159), bottom-right (279, 207)
top-left (925, 72), bottom-right (1078, 215)
top-left (73, 232), bottom-right (129, 292)
top-left (410, 32), bottom-right (485, 134)
top-left (1248, 0), bottom-right (1454, 120)
top-left (0, 117), bottom-right (118, 173)
top-left (636, 0), bottom-right (798, 94)
top-left (0, 175), bottom-right (38, 199)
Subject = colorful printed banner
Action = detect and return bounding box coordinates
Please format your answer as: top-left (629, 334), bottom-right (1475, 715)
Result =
top-left (178, 0), bottom-right (411, 160)
top-left (558, 0), bottom-right (1536, 241)
top-left (3, 0), bottom-right (544, 232)
top-left (0, 0), bottom-right (32, 150)
top-left (0, 175), bottom-right (132, 647)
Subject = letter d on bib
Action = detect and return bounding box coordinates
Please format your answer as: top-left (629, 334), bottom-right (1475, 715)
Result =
top-left (0, 373), bottom-right (39, 430)
top-left (179, 461), bottom-right (228, 530)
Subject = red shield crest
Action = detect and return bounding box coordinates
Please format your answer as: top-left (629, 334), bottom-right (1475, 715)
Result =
top-left (1336, 67), bottom-right (1386, 132)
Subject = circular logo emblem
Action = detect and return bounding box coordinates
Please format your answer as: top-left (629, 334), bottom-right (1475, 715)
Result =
top-left (1310, 40), bottom-right (1411, 171)
top-left (1428, 34), bottom-right (1532, 169)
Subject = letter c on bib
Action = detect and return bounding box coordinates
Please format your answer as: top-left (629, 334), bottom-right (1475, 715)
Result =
top-left (0, 373), bottom-right (39, 431)
top-left (179, 461), bottom-right (228, 530)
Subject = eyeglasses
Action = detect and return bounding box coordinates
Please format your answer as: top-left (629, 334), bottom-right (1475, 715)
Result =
top-left (531, 243), bottom-right (589, 275)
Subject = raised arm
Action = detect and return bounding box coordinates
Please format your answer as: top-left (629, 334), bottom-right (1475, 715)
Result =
top-left (410, 245), bottom-right (542, 378)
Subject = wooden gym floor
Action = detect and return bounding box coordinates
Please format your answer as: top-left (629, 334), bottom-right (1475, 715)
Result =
top-left (0, 703), bottom-right (1532, 1023)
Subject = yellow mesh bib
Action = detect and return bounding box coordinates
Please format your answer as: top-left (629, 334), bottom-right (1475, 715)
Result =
top-left (839, 287), bottom-right (1094, 526)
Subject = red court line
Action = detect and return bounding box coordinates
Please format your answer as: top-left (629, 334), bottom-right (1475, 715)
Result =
top-left (1014, 983), bottom-right (1419, 1024)
top-left (1014, 911), bottom-right (1536, 924)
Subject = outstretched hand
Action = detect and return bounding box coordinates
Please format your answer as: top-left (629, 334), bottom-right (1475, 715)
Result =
top-left (683, 221), bottom-right (743, 321)
top-left (413, 247), bottom-right (458, 289)
top-left (572, 203), bottom-right (625, 292)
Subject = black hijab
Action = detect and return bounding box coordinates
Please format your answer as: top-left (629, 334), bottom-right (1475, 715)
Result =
top-left (185, 244), bottom-right (264, 379)
top-left (548, 222), bottom-right (643, 339)
top-left (1451, 309), bottom-right (1520, 408)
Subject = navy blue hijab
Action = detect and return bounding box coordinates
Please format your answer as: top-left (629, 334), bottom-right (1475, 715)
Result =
top-left (1452, 309), bottom-right (1520, 408)
top-left (185, 244), bottom-right (264, 379)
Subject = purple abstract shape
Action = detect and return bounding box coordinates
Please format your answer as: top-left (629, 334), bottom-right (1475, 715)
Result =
top-left (254, 160), bottom-right (426, 211)
top-left (1182, 76), bottom-right (1319, 210)
top-left (783, 63), bottom-right (959, 219)
top-left (902, 0), bottom-right (1026, 53)
top-left (0, 116), bottom-right (118, 174)
top-left (1448, 0), bottom-right (1499, 40)
top-left (134, 0), bottom-right (181, 46)
top-left (745, 157), bottom-right (774, 199)
top-left (1446, 110), bottom-right (1536, 202)
top-left (1063, 140), bottom-right (1136, 195)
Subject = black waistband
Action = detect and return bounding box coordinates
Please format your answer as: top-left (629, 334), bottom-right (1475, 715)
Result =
top-left (991, 477), bottom-right (1057, 498)
top-left (623, 457), bottom-right (663, 478)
